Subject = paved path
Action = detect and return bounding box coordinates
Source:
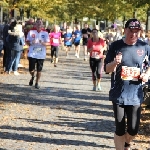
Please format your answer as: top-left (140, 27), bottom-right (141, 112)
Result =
top-left (0, 48), bottom-right (149, 150)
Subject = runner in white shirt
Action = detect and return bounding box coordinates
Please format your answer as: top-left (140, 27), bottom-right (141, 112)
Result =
top-left (26, 18), bottom-right (50, 89)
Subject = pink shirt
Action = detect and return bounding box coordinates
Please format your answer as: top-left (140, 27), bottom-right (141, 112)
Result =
top-left (87, 38), bottom-right (105, 59)
top-left (49, 32), bottom-right (61, 46)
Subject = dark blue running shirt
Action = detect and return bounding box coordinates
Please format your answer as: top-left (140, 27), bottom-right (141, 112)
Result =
top-left (104, 39), bottom-right (150, 105)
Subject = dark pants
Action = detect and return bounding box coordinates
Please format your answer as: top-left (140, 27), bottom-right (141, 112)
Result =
top-left (51, 46), bottom-right (59, 58)
top-left (113, 102), bottom-right (141, 136)
top-left (89, 57), bottom-right (103, 81)
top-left (3, 45), bottom-right (11, 71)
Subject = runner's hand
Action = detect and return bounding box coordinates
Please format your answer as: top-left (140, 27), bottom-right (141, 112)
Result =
top-left (114, 52), bottom-right (122, 64)
top-left (39, 40), bottom-right (45, 46)
top-left (88, 47), bottom-right (93, 52)
top-left (140, 73), bottom-right (149, 82)
top-left (30, 40), bottom-right (36, 45)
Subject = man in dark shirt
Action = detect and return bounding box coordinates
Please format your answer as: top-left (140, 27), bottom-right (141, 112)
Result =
top-left (81, 23), bottom-right (91, 60)
top-left (3, 18), bottom-right (17, 71)
top-left (104, 18), bottom-right (150, 150)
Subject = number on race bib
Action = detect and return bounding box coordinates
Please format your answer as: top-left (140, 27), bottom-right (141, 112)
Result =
top-left (33, 47), bottom-right (42, 53)
top-left (91, 51), bottom-right (100, 59)
top-left (53, 39), bottom-right (59, 43)
top-left (121, 66), bottom-right (140, 81)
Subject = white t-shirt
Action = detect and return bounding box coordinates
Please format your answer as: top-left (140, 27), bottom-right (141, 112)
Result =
top-left (26, 30), bottom-right (50, 59)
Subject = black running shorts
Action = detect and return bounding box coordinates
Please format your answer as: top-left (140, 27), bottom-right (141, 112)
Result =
top-left (28, 57), bottom-right (44, 72)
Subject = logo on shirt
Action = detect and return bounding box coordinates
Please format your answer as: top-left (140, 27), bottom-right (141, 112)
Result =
top-left (137, 49), bottom-right (144, 56)
top-left (32, 34), bottom-right (35, 38)
top-left (41, 35), bottom-right (45, 38)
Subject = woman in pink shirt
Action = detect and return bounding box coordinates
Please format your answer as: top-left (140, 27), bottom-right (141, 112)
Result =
top-left (49, 25), bottom-right (61, 67)
top-left (87, 28), bottom-right (105, 91)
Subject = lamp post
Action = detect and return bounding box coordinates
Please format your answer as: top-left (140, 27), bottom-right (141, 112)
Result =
top-left (146, 8), bottom-right (150, 32)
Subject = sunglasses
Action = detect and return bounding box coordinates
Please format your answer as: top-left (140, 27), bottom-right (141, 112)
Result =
top-left (129, 28), bottom-right (140, 33)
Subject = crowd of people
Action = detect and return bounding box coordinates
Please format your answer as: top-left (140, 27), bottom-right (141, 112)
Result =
top-left (0, 17), bottom-right (150, 150)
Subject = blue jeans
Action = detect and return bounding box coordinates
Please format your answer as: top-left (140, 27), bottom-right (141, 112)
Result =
top-left (8, 50), bottom-right (22, 71)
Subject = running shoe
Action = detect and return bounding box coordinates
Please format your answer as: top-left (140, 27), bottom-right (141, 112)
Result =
top-left (51, 59), bottom-right (53, 63)
top-left (35, 83), bottom-right (40, 89)
top-left (18, 64), bottom-right (24, 67)
top-left (29, 76), bottom-right (34, 86)
top-left (54, 64), bottom-right (57, 67)
top-left (14, 71), bottom-right (20, 76)
top-left (5, 71), bottom-right (11, 74)
top-left (97, 84), bottom-right (101, 91)
top-left (84, 57), bottom-right (87, 61)
top-left (93, 86), bottom-right (97, 91)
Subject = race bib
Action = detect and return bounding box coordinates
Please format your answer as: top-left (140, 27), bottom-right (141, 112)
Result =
top-left (53, 38), bottom-right (59, 43)
top-left (33, 47), bottom-right (42, 54)
top-left (121, 66), bottom-right (140, 81)
top-left (91, 51), bottom-right (100, 59)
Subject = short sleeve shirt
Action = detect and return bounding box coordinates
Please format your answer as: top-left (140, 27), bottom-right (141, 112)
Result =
top-left (49, 32), bottom-right (61, 46)
top-left (73, 30), bottom-right (82, 43)
top-left (104, 39), bottom-right (150, 105)
top-left (87, 38), bottom-right (105, 59)
top-left (82, 28), bottom-right (91, 38)
top-left (64, 32), bottom-right (72, 45)
top-left (26, 30), bottom-right (50, 59)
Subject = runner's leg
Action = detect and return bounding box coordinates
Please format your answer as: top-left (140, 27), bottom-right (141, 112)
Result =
top-left (113, 103), bottom-right (126, 150)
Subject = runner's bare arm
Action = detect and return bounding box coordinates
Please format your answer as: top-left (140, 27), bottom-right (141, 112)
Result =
top-left (105, 53), bottom-right (122, 73)
top-left (145, 67), bottom-right (150, 76)
top-left (26, 40), bottom-right (35, 46)
top-left (39, 40), bottom-right (50, 46)
top-left (105, 60), bottom-right (118, 73)
top-left (87, 47), bottom-right (93, 52)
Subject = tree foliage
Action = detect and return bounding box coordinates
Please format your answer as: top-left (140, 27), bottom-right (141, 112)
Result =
top-left (1, 0), bottom-right (150, 23)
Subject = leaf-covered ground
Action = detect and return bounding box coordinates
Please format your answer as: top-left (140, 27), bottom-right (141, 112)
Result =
top-left (0, 54), bottom-right (149, 149)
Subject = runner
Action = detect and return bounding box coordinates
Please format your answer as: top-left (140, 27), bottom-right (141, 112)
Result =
top-left (73, 24), bottom-right (82, 58)
top-left (63, 26), bottom-right (72, 57)
top-left (49, 25), bottom-right (61, 67)
top-left (87, 28), bottom-right (105, 91)
top-left (82, 23), bottom-right (91, 60)
top-left (26, 18), bottom-right (50, 89)
top-left (104, 18), bottom-right (150, 150)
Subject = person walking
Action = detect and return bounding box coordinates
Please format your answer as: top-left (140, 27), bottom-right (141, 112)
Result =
top-left (104, 18), bottom-right (150, 150)
top-left (26, 18), bottom-right (50, 89)
top-left (87, 28), bottom-right (105, 91)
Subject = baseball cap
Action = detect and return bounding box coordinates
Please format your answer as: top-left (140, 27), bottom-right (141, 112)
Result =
top-left (125, 18), bottom-right (141, 29)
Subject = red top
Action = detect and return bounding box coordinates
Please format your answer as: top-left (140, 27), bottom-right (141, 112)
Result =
top-left (87, 38), bottom-right (105, 59)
